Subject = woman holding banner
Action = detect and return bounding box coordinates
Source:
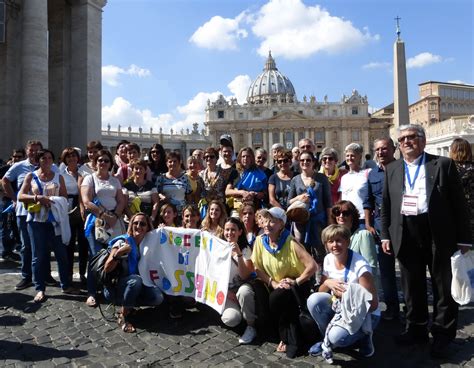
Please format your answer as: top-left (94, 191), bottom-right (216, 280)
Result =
top-left (104, 212), bottom-right (164, 333)
top-left (220, 217), bottom-right (257, 345)
top-left (251, 207), bottom-right (317, 358)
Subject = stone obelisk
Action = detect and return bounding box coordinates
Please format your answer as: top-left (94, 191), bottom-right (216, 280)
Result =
top-left (393, 16), bottom-right (409, 127)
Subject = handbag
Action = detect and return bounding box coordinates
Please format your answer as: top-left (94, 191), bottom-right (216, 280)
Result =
top-left (89, 247), bottom-right (123, 288)
top-left (291, 285), bottom-right (321, 345)
top-left (451, 250), bottom-right (474, 305)
top-left (95, 217), bottom-right (113, 244)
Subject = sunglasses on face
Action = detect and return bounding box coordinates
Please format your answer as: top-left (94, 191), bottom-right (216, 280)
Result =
top-left (97, 158), bottom-right (110, 163)
top-left (299, 158), bottom-right (312, 163)
top-left (332, 208), bottom-right (351, 217)
top-left (277, 158), bottom-right (290, 164)
top-left (322, 157), bottom-right (335, 162)
top-left (397, 134), bottom-right (419, 143)
top-left (204, 155), bottom-right (215, 160)
top-left (132, 221), bottom-right (147, 227)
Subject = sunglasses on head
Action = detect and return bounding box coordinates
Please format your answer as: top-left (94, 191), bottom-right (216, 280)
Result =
top-left (132, 221), bottom-right (147, 227)
top-left (332, 208), bottom-right (351, 217)
top-left (277, 158), bottom-right (290, 164)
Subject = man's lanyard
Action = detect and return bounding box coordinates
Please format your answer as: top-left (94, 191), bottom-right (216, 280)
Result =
top-left (404, 153), bottom-right (424, 191)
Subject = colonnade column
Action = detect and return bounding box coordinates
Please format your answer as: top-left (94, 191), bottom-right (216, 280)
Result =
top-left (21, 0), bottom-right (49, 145)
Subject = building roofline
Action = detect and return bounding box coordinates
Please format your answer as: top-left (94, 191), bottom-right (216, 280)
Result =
top-left (418, 80), bottom-right (474, 88)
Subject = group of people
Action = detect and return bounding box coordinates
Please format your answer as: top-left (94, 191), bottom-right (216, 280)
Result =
top-left (0, 124), bottom-right (471, 361)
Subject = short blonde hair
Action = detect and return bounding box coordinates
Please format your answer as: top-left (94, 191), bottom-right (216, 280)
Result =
top-left (321, 224), bottom-right (351, 245)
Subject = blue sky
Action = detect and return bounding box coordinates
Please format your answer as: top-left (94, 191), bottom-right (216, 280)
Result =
top-left (101, 0), bottom-right (473, 133)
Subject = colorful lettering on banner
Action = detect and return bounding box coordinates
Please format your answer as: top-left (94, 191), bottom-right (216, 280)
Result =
top-left (138, 227), bottom-right (231, 314)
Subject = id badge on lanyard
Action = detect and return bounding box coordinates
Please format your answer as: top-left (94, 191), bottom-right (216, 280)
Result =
top-left (400, 194), bottom-right (418, 216)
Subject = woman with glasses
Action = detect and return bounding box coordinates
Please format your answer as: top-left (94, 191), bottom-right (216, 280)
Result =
top-left (288, 151), bottom-right (332, 267)
top-left (339, 143), bottom-right (370, 229)
top-left (18, 149), bottom-right (77, 303)
top-left (148, 143), bottom-right (167, 184)
top-left (81, 149), bottom-right (127, 307)
top-left (330, 200), bottom-right (378, 273)
top-left (226, 147), bottom-right (268, 213)
top-left (123, 159), bottom-right (159, 225)
top-left (319, 147), bottom-right (346, 204)
top-left (200, 147), bottom-right (226, 203)
top-left (268, 150), bottom-right (294, 210)
top-left (104, 212), bottom-right (164, 333)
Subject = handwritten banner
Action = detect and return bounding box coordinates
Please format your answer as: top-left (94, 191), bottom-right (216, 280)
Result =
top-left (138, 227), bottom-right (231, 314)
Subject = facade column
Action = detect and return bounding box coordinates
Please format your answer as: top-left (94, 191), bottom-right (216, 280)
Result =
top-left (279, 131), bottom-right (284, 147)
top-left (21, 0), bottom-right (49, 145)
top-left (305, 128), bottom-right (310, 139)
top-left (341, 128), bottom-right (349, 151)
top-left (247, 130), bottom-right (253, 147)
top-left (263, 128), bottom-right (268, 152)
top-left (70, 0), bottom-right (106, 151)
top-left (325, 128), bottom-right (331, 147)
top-left (362, 127), bottom-right (370, 155)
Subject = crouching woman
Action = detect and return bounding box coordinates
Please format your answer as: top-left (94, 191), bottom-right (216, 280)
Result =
top-left (104, 213), bottom-right (164, 332)
top-left (306, 224), bottom-right (379, 363)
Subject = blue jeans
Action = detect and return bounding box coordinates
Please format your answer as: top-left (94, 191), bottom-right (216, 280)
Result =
top-left (307, 292), bottom-right (380, 348)
top-left (17, 215), bottom-right (33, 280)
top-left (0, 200), bottom-right (15, 256)
top-left (104, 274), bottom-right (164, 308)
top-left (27, 222), bottom-right (70, 292)
top-left (86, 232), bottom-right (104, 297)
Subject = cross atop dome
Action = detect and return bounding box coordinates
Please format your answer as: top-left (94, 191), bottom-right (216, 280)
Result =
top-left (264, 50), bottom-right (277, 71)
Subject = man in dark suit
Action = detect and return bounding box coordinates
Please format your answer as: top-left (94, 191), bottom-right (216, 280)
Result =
top-left (380, 124), bottom-right (471, 358)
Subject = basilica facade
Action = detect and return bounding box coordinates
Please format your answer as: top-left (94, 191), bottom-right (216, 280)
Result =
top-left (205, 53), bottom-right (390, 162)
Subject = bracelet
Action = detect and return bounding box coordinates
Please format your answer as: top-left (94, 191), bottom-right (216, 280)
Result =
top-left (267, 277), bottom-right (272, 287)
top-left (237, 253), bottom-right (243, 258)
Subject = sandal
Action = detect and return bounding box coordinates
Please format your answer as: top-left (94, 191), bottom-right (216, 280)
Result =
top-left (117, 312), bottom-right (136, 333)
top-left (276, 341), bottom-right (287, 353)
top-left (34, 291), bottom-right (46, 303)
top-left (86, 296), bottom-right (98, 308)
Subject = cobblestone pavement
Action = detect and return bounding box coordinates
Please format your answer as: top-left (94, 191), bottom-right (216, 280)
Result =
top-left (0, 259), bottom-right (473, 367)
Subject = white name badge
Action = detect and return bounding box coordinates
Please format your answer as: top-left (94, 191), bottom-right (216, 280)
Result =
top-left (401, 194), bottom-right (418, 216)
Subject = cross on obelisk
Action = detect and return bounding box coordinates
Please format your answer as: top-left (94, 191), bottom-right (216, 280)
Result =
top-left (395, 16), bottom-right (401, 40)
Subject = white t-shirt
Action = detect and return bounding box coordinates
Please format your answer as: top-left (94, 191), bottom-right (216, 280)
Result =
top-left (228, 246), bottom-right (252, 289)
top-left (339, 170), bottom-right (370, 219)
top-left (323, 250), bottom-right (371, 284)
top-left (81, 173), bottom-right (121, 211)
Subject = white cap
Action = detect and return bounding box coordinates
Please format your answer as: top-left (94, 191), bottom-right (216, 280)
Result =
top-left (261, 207), bottom-right (287, 224)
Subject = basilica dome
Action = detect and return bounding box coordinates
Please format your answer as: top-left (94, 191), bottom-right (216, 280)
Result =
top-left (247, 52), bottom-right (296, 105)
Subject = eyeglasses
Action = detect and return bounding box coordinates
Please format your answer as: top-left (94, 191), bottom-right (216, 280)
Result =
top-left (332, 209), bottom-right (351, 217)
top-left (97, 158), bottom-right (110, 163)
top-left (132, 221), bottom-right (147, 227)
top-left (299, 158), bottom-right (312, 163)
top-left (204, 155), bottom-right (215, 160)
top-left (322, 157), bottom-right (335, 162)
top-left (277, 159), bottom-right (290, 164)
top-left (397, 134), bottom-right (420, 143)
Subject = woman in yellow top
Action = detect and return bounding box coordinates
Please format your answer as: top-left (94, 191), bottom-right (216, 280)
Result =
top-left (252, 207), bottom-right (316, 358)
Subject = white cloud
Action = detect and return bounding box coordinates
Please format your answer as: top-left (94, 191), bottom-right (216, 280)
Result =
top-left (362, 61), bottom-right (391, 70)
top-left (102, 64), bottom-right (151, 86)
top-left (189, 13), bottom-right (248, 50)
top-left (406, 52), bottom-right (442, 69)
top-left (447, 80), bottom-right (466, 85)
top-left (251, 0), bottom-right (379, 59)
top-left (227, 75), bottom-right (252, 104)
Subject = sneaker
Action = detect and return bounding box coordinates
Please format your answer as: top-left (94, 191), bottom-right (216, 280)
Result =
top-left (15, 279), bottom-right (33, 290)
top-left (321, 342), bottom-right (333, 364)
top-left (239, 325), bottom-right (257, 344)
top-left (359, 332), bottom-right (375, 357)
top-left (308, 341), bottom-right (323, 356)
top-left (45, 276), bottom-right (58, 287)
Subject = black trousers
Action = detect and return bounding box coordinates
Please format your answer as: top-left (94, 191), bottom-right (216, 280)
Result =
top-left (398, 214), bottom-right (458, 339)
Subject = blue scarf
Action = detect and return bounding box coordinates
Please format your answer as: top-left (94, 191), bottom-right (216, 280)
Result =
top-left (236, 168), bottom-right (267, 192)
top-left (262, 229), bottom-right (290, 255)
top-left (304, 185), bottom-right (327, 244)
top-left (84, 197), bottom-right (102, 237)
top-left (108, 234), bottom-right (139, 276)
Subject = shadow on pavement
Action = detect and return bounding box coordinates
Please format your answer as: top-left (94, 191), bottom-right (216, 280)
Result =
top-left (0, 315), bottom-right (26, 326)
top-left (0, 340), bottom-right (87, 361)
top-left (0, 292), bottom-right (41, 314)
